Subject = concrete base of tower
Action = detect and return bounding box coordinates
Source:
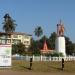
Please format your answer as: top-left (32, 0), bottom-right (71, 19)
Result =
top-left (55, 36), bottom-right (66, 56)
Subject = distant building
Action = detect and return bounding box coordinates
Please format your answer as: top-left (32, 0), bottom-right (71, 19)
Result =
top-left (0, 32), bottom-right (32, 48)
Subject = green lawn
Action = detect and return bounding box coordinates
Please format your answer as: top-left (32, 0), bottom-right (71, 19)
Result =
top-left (0, 60), bottom-right (75, 73)
top-left (10, 60), bottom-right (75, 73)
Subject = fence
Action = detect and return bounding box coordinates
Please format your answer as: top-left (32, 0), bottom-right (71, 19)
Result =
top-left (12, 55), bottom-right (75, 61)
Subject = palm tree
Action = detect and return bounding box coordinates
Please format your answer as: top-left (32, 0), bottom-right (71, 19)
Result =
top-left (34, 26), bottom-right (43, 41)
top-left (2, 13), bottom-right (17, 44)
top-left (34, 26), bottom-right (43, 54)
top-left (3, 13), bottom-right (17, 33)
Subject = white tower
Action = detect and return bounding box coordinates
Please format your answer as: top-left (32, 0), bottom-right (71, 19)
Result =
top-left (55, 37), bottom-right (66, 56)
top-left (55, 21), bottom-right (66, 56)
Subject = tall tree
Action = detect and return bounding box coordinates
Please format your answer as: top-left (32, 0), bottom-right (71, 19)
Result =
top-left (3, 13), bottom-right (17, 33)
top-left (65, 36), bottom-right (74, 55)
top-left (12, 43), bottom-right (26, 55)
top-left (32, 26), bottom-right (43, 55)
top-left (29, 39), bottom-right (41, 55)
top-left (49, 32), bottom-right (57, 49)
top-left (34, 26), bottom-right (43, 40)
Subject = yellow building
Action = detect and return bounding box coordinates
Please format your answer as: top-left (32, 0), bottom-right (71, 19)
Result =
top-left (0, 32), bottom-right (32, 48)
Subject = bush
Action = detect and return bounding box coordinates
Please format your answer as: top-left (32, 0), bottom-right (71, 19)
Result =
top-left (33, 48), bottom-right (41, 56)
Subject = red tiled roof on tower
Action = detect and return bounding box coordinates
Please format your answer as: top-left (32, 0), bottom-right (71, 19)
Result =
top-left (41, 40), bottom-right (54, 54)
top-left (41, 40), bottom-right (49, 53)
top-left (43, 40), bottom-right (48, 50)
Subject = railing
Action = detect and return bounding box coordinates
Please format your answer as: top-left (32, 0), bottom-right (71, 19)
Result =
top-left (12, 55), bottom-right (75, 61)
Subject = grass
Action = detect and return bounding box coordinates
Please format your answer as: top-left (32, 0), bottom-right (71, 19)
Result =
top-left (10, 60), bottom-right (75, 73)
top-left (0, 60), bottom-right (75, 73)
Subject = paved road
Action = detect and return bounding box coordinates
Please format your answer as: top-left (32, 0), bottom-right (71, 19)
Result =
top-left (0, 70), bottom-right (75, 75)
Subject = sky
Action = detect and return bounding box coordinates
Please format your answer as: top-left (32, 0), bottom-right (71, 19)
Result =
top-left (0, 0), bottom-right (75, 42)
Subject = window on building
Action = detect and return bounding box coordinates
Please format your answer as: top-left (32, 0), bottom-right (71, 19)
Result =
top-left (13, 35), bottom-right (18, 38)
top-left (24, 35), bottom-right (29, 39)
top-left (24, 41), bottom-right (29, 44)
top-left (7, 35), bottom-right (11, 38)
top-left (12, 39), bottom-right (15, 43)
top-left (17, 40), bottom-right (21, 43)
top-left (7, 40), bottom-right (11, 43)
top-left (0, 35), bottom-right (6, 39)
top-left (19, 35), bottom-right (22, 38)
top-left (0, 40), bottom-right (2, 44)
top-left (12, 39), bottom-right (21, 44)
top-left (1, 40), bottom-right (6, 44)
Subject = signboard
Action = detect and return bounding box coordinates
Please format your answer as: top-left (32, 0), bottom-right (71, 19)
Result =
top-left (0, 45), bottom-right (11, 67)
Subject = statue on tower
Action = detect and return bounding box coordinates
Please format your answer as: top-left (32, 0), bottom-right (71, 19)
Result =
top-left (57, 20), bottom-right (65, 36)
